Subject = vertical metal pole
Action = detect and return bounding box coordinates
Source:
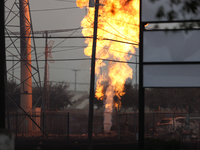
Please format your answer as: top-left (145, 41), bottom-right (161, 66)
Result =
top-left (67, 112), bottom-right (69, 141)
top-left (6, 111), bottom-right (10, 131)
top-left (173, 110), bottom-right (175, 137)
top-left (43, 111), bottom-right (45, 139)
top-left (0, 0), bottom-right (6, 129)
top-left (43, 31), bottom-right (48, 112)
top-left (186, 106), bottom-right (190, 140)
top-left (75, 70), bottom-right (77, 91)
top-left (88, 0), bottom-right (99, 149)
top-left (12, 56), bottom-right (14, 81)
top-left (16, 112), bottom-right (18, 140)
top-left (139, 0), bottom-right (145, 148)
top-left (153, 111), bottom-right (155, 138)
top-left (135, 48), bottom-right (138, 87)
top-left (134, 110), bottom-right (137, 140)
top-left (72, 70), bottom-right (79, 91)
top-left (118, 106), bottom-right (120, 140)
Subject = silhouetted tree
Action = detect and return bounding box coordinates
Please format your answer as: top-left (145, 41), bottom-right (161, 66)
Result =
top-left (148, 0), bottom-right (200, 29)
top-left (33, 82), bottom-right (73, 111)
top-left (6, 80), bottom-right (73, 111)
top-left (145, 88), bottom-right (200, 112)
top-left (120, 80), bottom-right (138, 109)
top-left (6, 79), bottom-right (20, 111)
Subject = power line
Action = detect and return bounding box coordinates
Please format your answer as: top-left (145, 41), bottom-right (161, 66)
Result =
top-left (33, 81), bottom-right (90, 85)
top-left (101, 17), bottom-right (133, 42)
top-left (6, 45), bottom-right (86, 49)
top-left (5, 36), bottom-right (138, 45)
top-left (82, 16), bottom-right (138, 43)
top-left (6, 58), bottom-right (139, 64)
top-left (51, 26), bottom-right (83, 50)
top-left (102, 16), bottom-right (139, 27)
top-left (50, 67), bottom-right (89, 71)
top-left (6, 45), bottom-right (138, 57)
top-left (5, 27), bottom-right (82, 35)
top-left (5, 7), bottom-right (80, 13)
top-left (55, 0), bottom-right (78, 3)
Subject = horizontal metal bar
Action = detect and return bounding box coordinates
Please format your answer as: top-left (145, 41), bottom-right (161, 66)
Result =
top-left (142, 20), bottom-right (200, 24)
top-left (144, 28), bottom-right (200, 32)
top-left (143, 62), bottom-right (200, 65)
top-left (189, 117), bottom-right (200, 120)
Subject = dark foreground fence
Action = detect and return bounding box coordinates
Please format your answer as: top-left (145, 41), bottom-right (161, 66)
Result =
top-left (6, 110), bottom-right (139, 141)
top-left (5, 110), bottom-right (200, 142)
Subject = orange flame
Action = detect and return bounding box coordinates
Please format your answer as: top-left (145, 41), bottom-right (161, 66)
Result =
top-left (77, 0), bottom-right (139, 131)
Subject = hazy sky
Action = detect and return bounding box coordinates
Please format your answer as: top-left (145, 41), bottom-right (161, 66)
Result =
top-left (6, 0), bottom-right (200, 92)
top-left (5, 0), bottom-right (138, 92)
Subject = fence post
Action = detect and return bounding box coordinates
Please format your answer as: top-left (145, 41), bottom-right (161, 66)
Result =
top-left (186, 107), bottom-right (190, 140)
top-left (16, 112), bottom-right (18, 140)
top-left (134, 110), bottom-right (138, 141)
top-left (101, 111), bottom-right (103, 133)
top-left (67, 112), bottom-right (69, 141)
top-left (153, 111), bottom-right (155, 138)
top-left (43, 111), bottom-right (45, 139)
top-left (118, 106), bottom-right (120, 140)
top-left (7, 111), bottom-right (10, 131)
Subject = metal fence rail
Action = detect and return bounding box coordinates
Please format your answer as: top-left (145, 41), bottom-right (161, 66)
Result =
top-left (5, 110), bottom-right (200, 142)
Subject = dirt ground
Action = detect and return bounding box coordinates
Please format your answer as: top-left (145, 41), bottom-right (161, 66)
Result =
top-left (15, 132), bottom-right (200, 150)
top-left (15, 138), bottom-right (138, 150)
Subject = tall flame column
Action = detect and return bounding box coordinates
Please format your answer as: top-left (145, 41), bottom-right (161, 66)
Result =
top-left (20, 0), bottom-right (32, 132)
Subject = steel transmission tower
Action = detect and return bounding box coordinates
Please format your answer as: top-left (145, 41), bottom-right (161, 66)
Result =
top-left (5, 0), bottom-right (42, 132)
top-left (5, 0), bottom-right (75, 134)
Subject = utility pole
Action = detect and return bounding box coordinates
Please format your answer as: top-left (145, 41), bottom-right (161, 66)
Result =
top-left (43, 31), bottom-right (48, 111)
top-left (88, 0), bottom-right (99, 149)
top-left (72, 69), bottom-right (80, 91)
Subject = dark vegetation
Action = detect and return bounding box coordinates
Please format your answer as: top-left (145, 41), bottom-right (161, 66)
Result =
top-left (6, 79), bottom-right (200, 112)
top-left (6, 79), bottom-right (73, 111)
top-left (93, 79), bottom-right (200, 112)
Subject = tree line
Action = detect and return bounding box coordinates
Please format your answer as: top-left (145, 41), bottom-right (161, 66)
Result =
top-left (6, 79), bottom-right (73, 111)
top-left (6, 79), bottom-right (200, 113)
top-left (94, 80), bottom-right (200, 113)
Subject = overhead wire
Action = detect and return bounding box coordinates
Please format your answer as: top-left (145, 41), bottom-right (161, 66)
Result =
top-left (7, 58), bottom-right (138, 64)
top-left (33, 13), bottom-right (91, 61)
top-left (100, 17), bottom-right (138, 43)
top-left (49, 67), bottom-right (89, 71)
top-left (5, 0), bottom-right (139, 70)
top-left (23, 7), bottom-right (80, 12)
top-left (5, 7), bottom-right (80, 13)
top-left (6, 45), bottom-right (138, 57)
top-left (81, 10), bottom-right (138, 44)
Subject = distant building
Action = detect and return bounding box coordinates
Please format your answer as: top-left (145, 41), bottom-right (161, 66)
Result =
top-left (63, 91), bottom-right (97, 110)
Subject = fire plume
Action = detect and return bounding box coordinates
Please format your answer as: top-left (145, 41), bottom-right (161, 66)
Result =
top-left (77, 0), bottom-right (139, 131)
